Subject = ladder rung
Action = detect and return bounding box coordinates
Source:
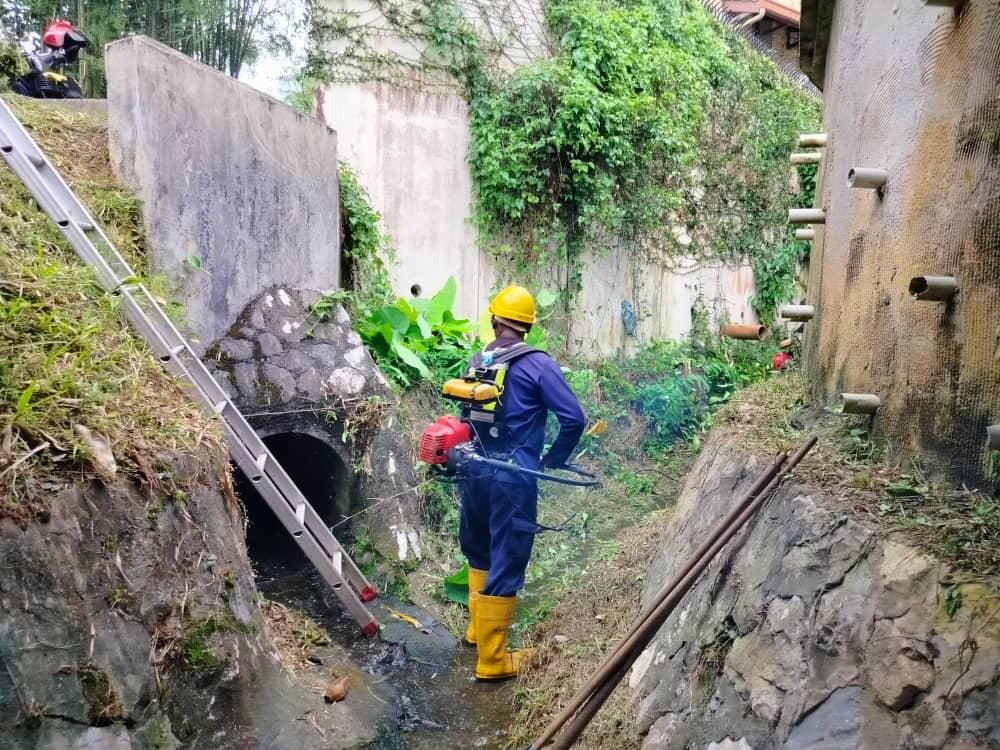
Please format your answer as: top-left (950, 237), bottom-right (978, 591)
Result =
top-left (26, 152), bottom-right (43, 168)
top-left (169, 344), bottom-right (184, 357)
top-left (255, 453), bottom-right (267, 471)
top-left (212, 400), bottom-right (227, 415)
top-left (295, 503), bottom-right (306, 524)
top-left (333, 551), bottom-right (343, 575)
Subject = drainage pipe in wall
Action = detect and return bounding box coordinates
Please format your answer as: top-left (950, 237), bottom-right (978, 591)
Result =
top-left (841, 393), bottom-right (882, 415)
top-left (909, 275), bottom-right (958, 301)
top-left (798, 133), bottom-right (827, 147)
top-left (779, 304), bottom-right (815, 321)
top-left (791, 153), bottom-right (823, 165)
top-left (848, 167), bottom-right (889, 190)
top-left (720, 324), bottom-right (767, 340)
top-left (987, 425), bottom-right (1000, 450)
top-left (789, 208), bottom-right (826, 224)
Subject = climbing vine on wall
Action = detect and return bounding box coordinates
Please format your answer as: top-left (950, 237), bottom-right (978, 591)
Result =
top-left (305, 0), bottom-right (820, 326)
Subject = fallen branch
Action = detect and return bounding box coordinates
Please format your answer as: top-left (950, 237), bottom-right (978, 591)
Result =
top-left (0, 441), bottom-right (50, 480)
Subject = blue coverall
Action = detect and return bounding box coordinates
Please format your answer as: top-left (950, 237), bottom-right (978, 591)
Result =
top-left (458, 335), bottom-right (586, 597)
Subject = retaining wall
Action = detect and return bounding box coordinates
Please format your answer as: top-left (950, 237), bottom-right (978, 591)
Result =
top-left (802, 0), bottom-right (1000, 487)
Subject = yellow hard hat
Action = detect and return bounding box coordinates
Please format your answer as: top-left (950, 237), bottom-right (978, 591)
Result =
top-left (489, 286), bottom-right (536, 325)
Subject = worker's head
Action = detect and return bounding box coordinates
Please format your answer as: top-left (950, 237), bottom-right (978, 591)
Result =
top-left (489, 286), bottom-right (536, 340)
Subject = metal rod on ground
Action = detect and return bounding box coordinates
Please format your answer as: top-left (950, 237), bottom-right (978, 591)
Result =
top-left (528, 450), bottom-right (790, 750)
top-left (532, 437), bottom-right (817, 750)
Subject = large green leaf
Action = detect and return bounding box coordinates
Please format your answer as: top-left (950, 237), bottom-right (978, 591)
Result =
top-left (416, 314), bottom-right (433, 339)
top-left (374, 306), bottom-right (410, 334)
top-left (444, 562), bottom-right (470, 606)
top-left (390, 335), bottom-right (431, 378)
top-left (536, 288), bottom-right (559, 308)
top-left (428, 276), bottom-right (458, 326)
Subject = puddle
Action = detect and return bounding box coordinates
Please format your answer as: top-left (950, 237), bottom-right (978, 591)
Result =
top-left (256, 563), bottom-right (514, 749)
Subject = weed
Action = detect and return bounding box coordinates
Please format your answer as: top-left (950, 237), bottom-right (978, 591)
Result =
top-left (0, 96), bottom-right (218, 522)
top-left (693, 617), bottom-right (740, 703)
top-left (106, 587), bottom-right (128, 609)
top-left (77, 659), bottom-right (124, 726)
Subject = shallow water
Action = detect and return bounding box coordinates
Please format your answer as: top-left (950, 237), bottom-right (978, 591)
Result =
top-left (256, 562), bottom-right (514, 749)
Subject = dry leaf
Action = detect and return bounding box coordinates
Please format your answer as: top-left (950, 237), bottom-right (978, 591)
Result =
top-left (323, 675), bottom-right (348, 703)
top-left (73, 424), bottom-right (117, 480)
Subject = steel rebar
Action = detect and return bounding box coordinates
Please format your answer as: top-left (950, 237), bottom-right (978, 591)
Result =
top-left (531, 436), bottom-right (817, 749)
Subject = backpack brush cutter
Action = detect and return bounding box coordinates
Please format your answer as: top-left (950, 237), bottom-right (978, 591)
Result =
top-left (418, 416), bottom-right (599, 487)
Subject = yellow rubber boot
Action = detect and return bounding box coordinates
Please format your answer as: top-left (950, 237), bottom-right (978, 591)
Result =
top-left (474, 594), bottom-right (532, 681)
top-left (464, 568), bottom-right (488, 646)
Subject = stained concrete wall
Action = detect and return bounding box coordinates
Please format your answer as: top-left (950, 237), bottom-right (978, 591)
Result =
top-left (317, 79), bottom-right (759, 357)
top-left (106, 36), bottom-right (341, 353)
top-left (803, 0), bottom-right (1000, 486)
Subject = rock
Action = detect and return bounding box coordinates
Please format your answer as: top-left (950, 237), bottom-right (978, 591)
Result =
top-left (324, 675), bottom-right (349, 703)
top-left (273, 349), bottom-right (314, 375)
top-left (344, 345), bottom-right (369, 369)
top-left (232, 362), bottom-right (259, 400)
top-left (257, 332), bottom-right (283, 357)
top-left (707, 739), bottom-right (753, 750)
top-left (218, 338), bottom-right (254, 361)
top-left (327, 368), bottom-right (367, 397)
top-left (784, 687), bottom-right (860, 749)
top-left (631, 432), bottom-right (1000, 748)
top-left (260, 364), bottom-right (296, 403)
top-left (868, 618), bottom-right (935, 710)
top-left (296, 369), bottom-right (326, 401)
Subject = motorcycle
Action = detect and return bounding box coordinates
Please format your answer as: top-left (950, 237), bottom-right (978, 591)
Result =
top-left (11, 20), bottom-right (90, 99)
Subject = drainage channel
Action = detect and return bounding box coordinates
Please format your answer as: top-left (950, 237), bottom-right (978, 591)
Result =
top-left (233, 430), bottom-right (515, 747)
top-left (256, 562), bottom-right (515, 749)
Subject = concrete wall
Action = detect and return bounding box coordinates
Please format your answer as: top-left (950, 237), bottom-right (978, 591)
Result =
top-left (106, 36), bottom-right (341, 353)
top-left (803, 0), bottom-right (1000, 486)
top-left (317, 82), bottom-right (495, 316)
top-left (318, 77), bottom-right (759, 355)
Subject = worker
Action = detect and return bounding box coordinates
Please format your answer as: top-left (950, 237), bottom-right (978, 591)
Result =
top-left (460, 285), bottom-right (586, 681)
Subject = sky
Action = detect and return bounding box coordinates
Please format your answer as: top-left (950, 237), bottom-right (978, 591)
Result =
top-left (238, 0), bottom-right (306, 101)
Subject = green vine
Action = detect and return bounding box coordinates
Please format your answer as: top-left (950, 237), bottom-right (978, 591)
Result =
top-left (305, 0), bottom-right (820, 327)
top-left (337, 164), bottom-right (395, 315)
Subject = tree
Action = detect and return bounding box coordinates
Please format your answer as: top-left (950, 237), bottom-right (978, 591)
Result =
top-left (1, 0), bottom-right (295, 95)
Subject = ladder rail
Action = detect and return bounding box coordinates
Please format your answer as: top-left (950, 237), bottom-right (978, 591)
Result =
top-left (0, 97), bottom-right (379, 635)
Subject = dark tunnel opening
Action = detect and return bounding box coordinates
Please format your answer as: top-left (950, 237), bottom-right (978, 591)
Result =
top-left (233, 432), bottom-right (352, 571)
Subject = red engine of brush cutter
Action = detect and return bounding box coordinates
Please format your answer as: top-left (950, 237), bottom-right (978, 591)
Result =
top-left (419, 416), bottom-right (471, 465)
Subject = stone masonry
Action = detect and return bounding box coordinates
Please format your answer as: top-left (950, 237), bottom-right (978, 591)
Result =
top-left (205, 287), bottom-right (422, 563)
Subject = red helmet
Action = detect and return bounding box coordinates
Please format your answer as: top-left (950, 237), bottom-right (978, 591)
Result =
top-left (43, 20), bottom-right (75, 49)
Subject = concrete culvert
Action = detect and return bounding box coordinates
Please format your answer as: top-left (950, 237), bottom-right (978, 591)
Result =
top-left (233, 432), bottom-right (352, 567)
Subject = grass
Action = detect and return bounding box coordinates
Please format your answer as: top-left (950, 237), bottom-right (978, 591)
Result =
top-left (0, 95), bottom-right (217, 523)
top-left (718, 374), bottom-right (1000, 577)
top-left (261, 597), bottom-right (332, 676)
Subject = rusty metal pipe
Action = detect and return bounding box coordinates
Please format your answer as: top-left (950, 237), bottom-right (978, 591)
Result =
top-left (909, 275), bottom-right (957, 301)
top-left (535, 438), bottom-right (817, 750)
top-left (779, 304), bottom-right (815, 321)
top-left (720, 324), bottom-right (767, 340)
top-left (988, 425), bottom-right (1000, 450)
top-left (529, 451), bottom-right (790, 750)
top-left (841, 393), bottom-right (881, 415)
top-left (795, 228), bottom-right (815, 241)
top-left (789, 208), bottom-right (826, 224)
top-left (798, 133), bottom-right (827, 148)
top-left (848, 167), bottom-right (888, 190)
top-left (790, 152), bottom-right (822, 165)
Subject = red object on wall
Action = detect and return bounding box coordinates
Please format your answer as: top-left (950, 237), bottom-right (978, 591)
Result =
top-left (772, 351), bottom-right (794, 370)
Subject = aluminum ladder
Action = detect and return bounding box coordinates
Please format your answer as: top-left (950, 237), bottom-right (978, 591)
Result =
top-left (0, 97), bottom-right (379, 636)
